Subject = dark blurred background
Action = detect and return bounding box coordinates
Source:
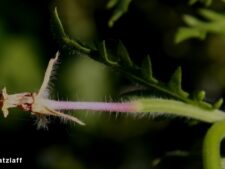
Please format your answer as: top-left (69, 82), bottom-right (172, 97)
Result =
top-left (0, 0), bottom-right (225, 168)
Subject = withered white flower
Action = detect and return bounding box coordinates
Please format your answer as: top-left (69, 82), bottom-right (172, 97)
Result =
top-left (0, 52), bottom-right (85, 128)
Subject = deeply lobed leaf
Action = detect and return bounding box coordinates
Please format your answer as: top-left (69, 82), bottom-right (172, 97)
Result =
top-left (52, 7), bottom-right (223, 111)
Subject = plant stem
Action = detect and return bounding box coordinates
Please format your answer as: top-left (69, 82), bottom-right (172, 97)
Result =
top-left (203, 119), bottom-right (225, 169)
top-left (44, 98), bottom-right (225, 123)
top-left (137, 98), bottom-right (225, 123)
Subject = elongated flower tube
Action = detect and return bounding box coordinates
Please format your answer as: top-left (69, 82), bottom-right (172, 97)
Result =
top-left (43, 98), bottom-right (225, 123)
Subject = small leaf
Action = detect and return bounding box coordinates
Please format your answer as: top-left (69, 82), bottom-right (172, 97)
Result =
top-left (169, 67), bottom-right (182, 89)
top-left (183, 15), bottom-right (203, 27)
top-left (213, 98), bottom-right (223, 109)
top-left (203, 0), bottom-right (212, 6)
top-left (169, 67), bottom-right (189, 97)
top-left (107, 0), bottom-right (120, 9)
top-left (196, 90), bottom-right (206, 101)
top-left (188, 0), bottom-right (212, 6)
top-left (117, 41), bottom-right (133, 67)
top-left (199, 9), bottom-right (225, 21)
top-left (175, 27), bottom-right (206, 43)
top-left (52, 7), bottom-right (67, 38)
top-left (52, 7), bottom-right (92, 54)
top-left (188, 0), bottom-right (198, 5)
top-left (108, 0), bottom-right (132, 27)
top-left (100, 40), bottom-right (118, 65)
top-left (142, 56), bottom-right (158, 83)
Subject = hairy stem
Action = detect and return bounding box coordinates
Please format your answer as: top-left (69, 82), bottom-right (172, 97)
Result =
top-left (203, 119), bottom-right (225, 169)
top-left (45, 100), bottom-right (137, 113)
top-left (44, 98), bottom-right (225, 123)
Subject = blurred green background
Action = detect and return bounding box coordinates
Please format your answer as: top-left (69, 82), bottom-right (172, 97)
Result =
top-left (0, 0), bottom-right (225, 169)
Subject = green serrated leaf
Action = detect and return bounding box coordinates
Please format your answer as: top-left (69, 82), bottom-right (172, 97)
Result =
top-left (168, 67), bottom-right (189, 97)
top-left (116, 41), bottom-right (133, 67)
top-left (141, 56), bottom-right (158, 83)
top-left (213, 98), bottom-right (223, 109)
top-left (175, 27), bottom-right (206, 43)
top-left (53, 5), bottom-right (222, 111)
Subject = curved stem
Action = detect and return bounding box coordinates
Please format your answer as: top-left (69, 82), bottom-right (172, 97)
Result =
top-left (44, 98), bottom-right (225, 123)
top-left (203, 119), bottom-right (225, 169)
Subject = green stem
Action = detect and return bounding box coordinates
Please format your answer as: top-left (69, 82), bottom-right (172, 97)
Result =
top-left (137, 98), bottom-right (225, 123)
top-left (203, 119), bottom-right (225, 169)
top-left (46, 98), bottom-right (225, 123)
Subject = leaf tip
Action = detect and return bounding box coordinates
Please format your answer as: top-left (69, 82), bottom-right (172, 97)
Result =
top-left (196, 90), bottom-right (206, 101)
top-left (213, 98), bottom-right (223, 109)
top-left (142, 55), bottom-right (158, 83)
top-left (169, 66), bottom-right (189, 97)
